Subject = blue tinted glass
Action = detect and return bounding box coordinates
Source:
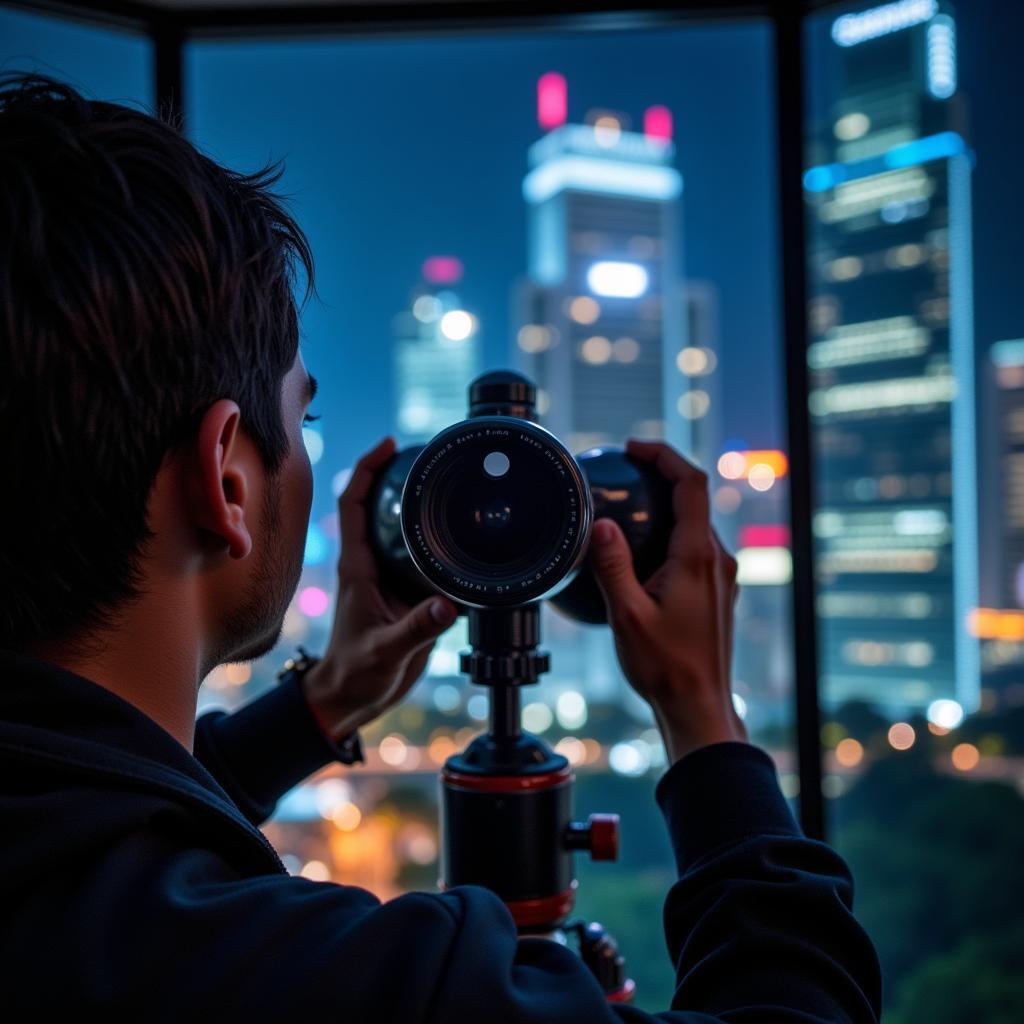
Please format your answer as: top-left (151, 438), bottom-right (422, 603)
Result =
top-left (0, 5), bottom-right (152, 106)
top-left (190, 24), bottom-right (785, 1012)
top-left (806, 1), bottom-right (1024, 1019)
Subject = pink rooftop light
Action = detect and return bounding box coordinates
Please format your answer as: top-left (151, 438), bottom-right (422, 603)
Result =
top-left (422, 256), bottom-right (464, 285)
top-left (739, 525), bottom-right (791, 549)
top-left (644, 105), bottom-right (673, 143)
top-left (537, 72), bottom-right (568, 130)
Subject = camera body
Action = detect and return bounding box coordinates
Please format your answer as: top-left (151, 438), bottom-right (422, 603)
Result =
top-left (367, 369), bottom-right (675, 624)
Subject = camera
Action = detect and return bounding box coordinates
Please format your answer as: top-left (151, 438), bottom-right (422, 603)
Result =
top-left (367, 369), bottom-right (675, 623)
top-left (365, 369), bottom-right (676, 998)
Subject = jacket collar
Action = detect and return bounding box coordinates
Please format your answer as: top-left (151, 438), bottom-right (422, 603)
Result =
top-left (0, 648), bottom-right (283, 868)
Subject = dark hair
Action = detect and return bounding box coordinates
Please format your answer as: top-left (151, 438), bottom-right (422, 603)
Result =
top-left (0, 72), bottom-right (315, 651)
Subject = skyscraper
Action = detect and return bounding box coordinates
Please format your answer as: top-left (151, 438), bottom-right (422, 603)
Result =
top-left (804, 0), bottom-right (978, 715)
top-left (517, 75), bottom-right (686, 456)
top-left (393, 256), bottom-right (481, 445)
top-left (517, 76), bottom-right (685, 717)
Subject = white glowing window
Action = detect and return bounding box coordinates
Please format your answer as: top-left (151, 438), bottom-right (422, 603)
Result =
top-left (586, 261), bottom-right (649, 299)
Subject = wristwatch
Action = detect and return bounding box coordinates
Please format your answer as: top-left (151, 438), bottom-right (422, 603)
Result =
top-left (278, 646), bottom-right (365, 766)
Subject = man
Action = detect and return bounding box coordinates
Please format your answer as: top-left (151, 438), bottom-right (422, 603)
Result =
top-left (0, 72), bottom-right (881, 1019)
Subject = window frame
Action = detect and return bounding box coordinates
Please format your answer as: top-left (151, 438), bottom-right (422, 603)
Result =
top-left (2, 0), bottom-right (850, 840)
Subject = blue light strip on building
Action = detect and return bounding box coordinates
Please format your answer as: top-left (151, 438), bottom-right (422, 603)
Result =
top-left (948, 151), bottom-right (980, 713)
top-left (803, 130), bottom-right (967, 192)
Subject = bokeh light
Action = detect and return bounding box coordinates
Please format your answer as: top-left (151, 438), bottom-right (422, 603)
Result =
top-left (580, 335), bottom-right (613, 365)
top-left (466, 694), bottom-right (489, 721)
top-left (429, 735), bottom-right (458, 764)
top-left (612, 336), bottom-right (640, 362)
top-left (298, 586), bottom-right (331, 618)
top-left (835, 737), bottom-right (865, 766)
top-left (555, 690), bottom-right (587, 730)
top-left (304, 524), bottom-right (329, 566)
top-left (522, 702), bottom-right (554, 733)
top-left (887, 722), bottom-right (916, 750)
top-left (379, 734), bottom-right (409, 766)
top-left (927, 698), bottom-right (965, 729)
top-left (331, 802), bottom-right (362, 832)
top-left (439, 309), bottom-right (475, 341)
top-left (299, 860), bottom-right (331, 882)
top-left (718, 451), bottom-right (748, 480)
top-left (747, 462), bottom-right (777, 492)
top-left (302, 426), bottom-right (324, 465)
top-left (224, 663), bottom-right (251, 686)
top-left (568, 295), bottom-right (600, 324)
top-left (951, 742), bottom-right (980, 771)
top-left (554, 737), bottom-right (587, 765)
top-left (609, 740), bottom-right (651, 776)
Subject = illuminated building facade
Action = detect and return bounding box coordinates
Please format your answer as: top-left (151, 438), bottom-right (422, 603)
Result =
top-left (680, 280), bottom-right (721, 471)
top-left (392, 256), bottom-right (481, 444)
top-left (990, 340), bottom-right (1024, 611)
top-left (973, 340), bottom-right (1024, 686)
top-left (804, 0), bottom-right (978, 714)
top-left (713, 450), bottom-right (794, 731)
top-left (517, 75), bottom-right (686, 455)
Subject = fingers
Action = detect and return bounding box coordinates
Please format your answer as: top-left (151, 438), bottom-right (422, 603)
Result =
top-left (373, 594), bottom-right (457, 662)
top-left (588, 518), bottom-right (656, 632)
top-left (338, 436), bottom-right (396, 578)
top-left (711, 526), bottom-right (738, 585)
top-left (625, 438), bottom-right (711, 567)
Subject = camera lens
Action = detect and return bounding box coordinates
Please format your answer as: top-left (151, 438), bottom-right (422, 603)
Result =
top-left (401, 416), bottom-right (592, 607)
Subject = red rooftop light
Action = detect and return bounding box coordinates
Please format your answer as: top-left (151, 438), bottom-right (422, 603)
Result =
top-left (422, 256), bottom-right (464, 285)
top-left (538, 72), bottom-right (568, 130)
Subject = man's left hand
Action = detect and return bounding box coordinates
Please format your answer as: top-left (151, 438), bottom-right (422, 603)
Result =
top-left (301, 436), bottom-right (459, 740)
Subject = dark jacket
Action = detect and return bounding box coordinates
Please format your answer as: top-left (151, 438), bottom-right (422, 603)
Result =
top-left (0, 649), bottom-right (882, 1020)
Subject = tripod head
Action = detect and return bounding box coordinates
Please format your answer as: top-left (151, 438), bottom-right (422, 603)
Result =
top-left (366, 370), bottom-right (674, 1001)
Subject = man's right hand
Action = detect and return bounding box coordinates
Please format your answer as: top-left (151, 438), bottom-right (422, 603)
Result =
top-left (587, 438), bottom-right (748, 766)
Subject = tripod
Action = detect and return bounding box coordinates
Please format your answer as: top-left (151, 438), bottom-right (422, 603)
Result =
top-left (439, 602), bottom-right (635, 1003)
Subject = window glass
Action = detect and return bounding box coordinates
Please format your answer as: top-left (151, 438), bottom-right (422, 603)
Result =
top-left (0, 4), bottom-right (152, 106)
top-left (189, 24), bottom-right (786, 1010)
top-left (805, 2), bottom-right (1024, 1019)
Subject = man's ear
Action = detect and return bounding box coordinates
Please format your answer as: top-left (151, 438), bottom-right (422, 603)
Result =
top-left (190, 400), bottom-right (253, 560)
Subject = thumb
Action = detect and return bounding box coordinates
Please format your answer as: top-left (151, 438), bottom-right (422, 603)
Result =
top-left (588, 518), bottom-right (653, 626)
top-left (375, 595), bottom-right (458, 659)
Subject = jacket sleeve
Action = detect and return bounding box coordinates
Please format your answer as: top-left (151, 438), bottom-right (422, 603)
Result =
top-left (193, 672), bottom-right (349, 826)
top-left (72, 740), bottom-right (879, 1022)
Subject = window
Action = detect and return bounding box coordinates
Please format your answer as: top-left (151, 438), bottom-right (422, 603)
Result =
top-left (189, 23), bottom-right (787, 1010)
top-left (806, 2), bottom-right (1024, 1018)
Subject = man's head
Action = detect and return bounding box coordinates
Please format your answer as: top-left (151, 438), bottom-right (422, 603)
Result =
top-left (0, 72), bottom-right (317, 670)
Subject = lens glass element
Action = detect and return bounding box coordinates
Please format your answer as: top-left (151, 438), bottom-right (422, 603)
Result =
top-left (401, 417), bottom-right (591, 606)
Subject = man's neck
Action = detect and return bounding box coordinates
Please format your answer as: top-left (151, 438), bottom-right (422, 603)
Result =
top-left (35, 607), bottom-right (203, 753)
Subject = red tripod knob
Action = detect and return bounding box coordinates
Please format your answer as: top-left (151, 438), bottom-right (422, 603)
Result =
top-left (565, 813), bottom-right (619, 861)
top-left (588, 814), bottom-right (619, 861)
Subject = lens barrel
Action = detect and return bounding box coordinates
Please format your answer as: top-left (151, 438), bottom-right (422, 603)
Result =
top-left (399, 415), bottom-right (592, 607)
